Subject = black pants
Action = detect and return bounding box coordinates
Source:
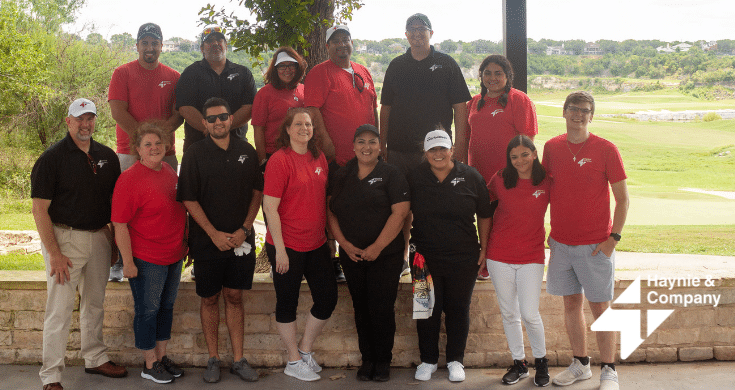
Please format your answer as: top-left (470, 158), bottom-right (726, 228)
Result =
top-left (266, 242), bottom-right (338, 323)
top-left (340, 248), bottom-right (404, 363)
top-left (416, 257), bottom-right (479, 364)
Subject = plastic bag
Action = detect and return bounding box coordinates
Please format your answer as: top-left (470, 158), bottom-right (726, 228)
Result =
top-left (411, 244), bottom-right (435, 319)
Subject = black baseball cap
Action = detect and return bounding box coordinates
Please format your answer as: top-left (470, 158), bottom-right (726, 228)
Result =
top-left (137, 23), bottom-right (162, 41)
top-left (353, 124), bottom-right (379, 141)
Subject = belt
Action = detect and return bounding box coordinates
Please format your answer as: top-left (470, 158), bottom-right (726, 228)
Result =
top-left (53, 223), bottom-right (106, 232)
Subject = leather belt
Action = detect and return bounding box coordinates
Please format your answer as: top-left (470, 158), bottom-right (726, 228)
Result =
top-left (53, 223), bottom-right (105, 232)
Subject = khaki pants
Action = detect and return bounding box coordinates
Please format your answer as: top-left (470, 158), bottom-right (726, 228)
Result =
top-left (39, 226), bottom-right (112, 385)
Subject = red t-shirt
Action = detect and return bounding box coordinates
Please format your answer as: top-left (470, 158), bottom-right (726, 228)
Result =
top-left (467, 88), bottom-right (538, 182)
top-left (486, 173), bottom-right (550, 264)
top-left (304, 60), bottom-right (377, 165)
top-left (264, 148), bottom-right (329, 251)
top-left (542, 133), bottom-right (627, 245)
top-left (108, 60), bottom-right (180, 155)
top-left (251, 83), bottom-right (305, 155)
top-left (111, 161), bottom-right (187, 265)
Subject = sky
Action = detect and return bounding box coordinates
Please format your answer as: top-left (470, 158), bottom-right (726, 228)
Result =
top-left (71, 0), bottom-right (734, 44)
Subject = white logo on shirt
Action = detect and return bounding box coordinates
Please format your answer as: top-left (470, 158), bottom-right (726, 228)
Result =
top-left (158, 80), bottom-right (172, 88)
top-left (238, 155), bottom-right (248, 163)
top-left (532, 190), bottom-right (545, 198)
top-left (368, 177), bottom-right (382, 185)
top-left (429, 64), bottom-right (442, 71)
top-left (491, 108), bottom-right (504, 116)
top-left (293, 95), bottom-right (299, 101)
top-left (97, 160), bottom-right (107, 168)
top-left (578, 158), bottom-right (592, 167)
top-left (450, 177), bottom-right (465, 186)
top-left (315, 167), bottom-right (323, 175)
top-left (227, 73), bottom-right (239, 80)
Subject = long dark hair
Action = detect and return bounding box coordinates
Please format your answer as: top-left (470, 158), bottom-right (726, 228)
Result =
top-left (502, 134), bottom-right (545, 189)
top-left (477, 54), bottom-right (514, 111)
top-left (264, 47), bottom-right (306, 90)
top-left (274, 107), bottom-right (320, 159)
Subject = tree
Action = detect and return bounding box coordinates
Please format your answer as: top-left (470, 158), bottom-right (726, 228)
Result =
top-left (110, 32), bottom-right (135, 49)
top-left (200, 0), bottom-right (363, 70)
top-left (439, 40), bottom-right (457, 53)
top-left (86, 32), bottom-right (106, 45)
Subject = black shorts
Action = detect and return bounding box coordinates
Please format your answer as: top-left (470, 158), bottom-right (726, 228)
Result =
top-left (193, 254), bottom-right (256, 298)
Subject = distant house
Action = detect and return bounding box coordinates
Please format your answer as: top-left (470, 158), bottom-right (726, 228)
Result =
top-left (701, 41), bottom-right (717, 51)
top-left (355, 44), bottom-right (367, 54)
top-left (162, 40), bottom-right (178, 52)
top-left (584, 42), bottom-right (603, 55)
top-left (546, 44), bottom-right (570, 55)
top-left (389, 42), bottom-right (405, 53)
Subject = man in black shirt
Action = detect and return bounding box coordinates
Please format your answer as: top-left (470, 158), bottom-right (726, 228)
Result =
top-left (177, 97), bottom-right (263, 383)
top-left (176, 25), bottom-right (257, 152)
top-left (31, 98), bottom-right (127, 390)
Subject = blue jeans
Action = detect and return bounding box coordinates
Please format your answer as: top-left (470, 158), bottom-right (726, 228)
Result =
top-left (128, 258), bottom-right (183, 350)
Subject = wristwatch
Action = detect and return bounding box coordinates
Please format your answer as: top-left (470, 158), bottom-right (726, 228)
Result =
top-left (240, 226), bottom-right (251, 237)
top-left (609, 232), bottom-right (621, 242)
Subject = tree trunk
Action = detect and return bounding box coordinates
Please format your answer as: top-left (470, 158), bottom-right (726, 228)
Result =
top-left (302, 0), bottom-right (335, 74)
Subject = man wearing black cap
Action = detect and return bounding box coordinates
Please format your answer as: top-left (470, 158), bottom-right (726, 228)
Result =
top-left (32, 99), bottom-right (126, 390)
top-left (107, 22), bottom-right (184, 282)
top-left (176, 25), bottom-right (257, 153)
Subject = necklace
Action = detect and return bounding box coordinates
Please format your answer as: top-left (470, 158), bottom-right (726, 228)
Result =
top-left (566, 138), bottom-right (588, 162)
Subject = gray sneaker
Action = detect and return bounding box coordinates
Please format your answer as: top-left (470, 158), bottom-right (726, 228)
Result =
top-left (230, 357), bottom-right (258, 382)
top-left (299, 350), bottom-right (322, 373)
top-left (284, 360), bottom-right (320, 381)
top-left (203, 357), bottom-right (221, 383)
top-left (108, 263), bottom-right (123, 282)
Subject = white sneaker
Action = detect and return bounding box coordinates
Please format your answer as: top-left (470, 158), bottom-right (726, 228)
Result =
top-left (414, 362), bottom-right (437, 381)
top-left (299, 350), bottom-right (322, 373)
top-left (599, 366), bottom-right (619, 390)
top-left (552, 358), bottom-right (592, 386)
top-left (447, 361), bottom-right (465, 382)
top-left (284, 360), bottom-right (320, 381)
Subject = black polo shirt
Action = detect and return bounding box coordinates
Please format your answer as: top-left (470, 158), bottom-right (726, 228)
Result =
top-left (30, 133), bottom-right (120, 230)
top-left (177, 136), bottom-right (263, 260)
top-left (407, 161), bottom-right (491, 264)
top-left (328, 159), bottom-right (410, 255)
top-left (381, 46), bottom-right (471, 154)
top-left (175, 58), bottom-right (257, 148)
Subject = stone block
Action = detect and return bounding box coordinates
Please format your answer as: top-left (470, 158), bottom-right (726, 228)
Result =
top-left (243, 333), bottom-right (283, 352)
top-left (103, 309), bottom-right (132, 329)
top-left (714, 346), bottom-right (735, 361)
top-left (0, 311), bottom-right (12, 328)
top-left (656, 328), bottom-right (700, 346)
top-left (664, 308), bottom-right (714, 329)
top-left (243, 292), bottom-right (276, 314)
top-left (555, 350), bottom-right (574, 366)
top-left (64, 349), bottom-right (83, 365)
top-left (485, 351), bottom-right (511, 366)
top-left (171, 312), bottom-right (201, 333)
top-left (621, 348), bottom-right (646, 363)
top-left (172, 292), bottom-right (200, 312)
top-left (715, 306), bottom-right (735, 326)
top-left (463, 352), bottom-right (487, 367)
top-left (13, 330), bottom-right (42, 348)
top-left (67, 331), bottom-right (81, 349)
top-left (246, 353), bottom-right (286, 368)
top-left (0, 330), bottom-right (11, 346)
top-left (16, 348), bottom-right (42, 364)
top-left (243, 314), bottom-right (271, 334)
top-left (168, 333), bottom-right (194, 350)
top-left (102, 291), bottom-right (134, 308)
top-left (13, 311), bottom-right (44, 330)
top-left (322, 313), bottom-right (356, 332)
top-left (645, 347), bottom-right (678, 362)
top-left (698, 327), bottom-right (735, 344)
top-left (0, 290), bottom-right (46, 311)
top-left (0, 348), bottom-right (16, 364)
top-left (679, 346), bottom-right (713, 361)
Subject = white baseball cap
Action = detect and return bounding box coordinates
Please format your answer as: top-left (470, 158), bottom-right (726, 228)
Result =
top-left (424, 129), bottom-right (452, 151)
top-left (68, 98), bottom-right (97, 117)
top-left (274, 51), bottom-right (298, 66)
top-left (326, 25), bottom-right (350, 43)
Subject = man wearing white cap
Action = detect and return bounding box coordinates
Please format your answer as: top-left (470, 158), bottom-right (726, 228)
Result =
top-left (31, 99), bottom-right (127, 390)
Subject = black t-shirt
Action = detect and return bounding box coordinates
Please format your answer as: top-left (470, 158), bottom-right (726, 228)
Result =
top-left (30, 134), bottom-right (121, 230)
top-left (328, 159), bottom-right (410, 255)
top-left (175, 58), bottom-right (257, 146)
top-left (381, 46), bottom-right (471, 154)
top-left (177, 136), bottom-right (263, 260)
top-left (407, 161), bottom-right (492, 264)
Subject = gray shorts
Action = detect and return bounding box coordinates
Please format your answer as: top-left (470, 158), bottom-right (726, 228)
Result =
top-left (387, 149), bottom-right (424, 177)
top-left (546, 237), bottom-right (615, 302)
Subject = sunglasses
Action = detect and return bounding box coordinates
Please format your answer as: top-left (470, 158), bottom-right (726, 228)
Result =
top-left (205, 113), bottom-right (231, 123)
top-left (202, 26), bottom-right (224, 35)
top-left (86, 153), bottom-right (97, 174)
top-left (352, 72), bottom-right (365, 93)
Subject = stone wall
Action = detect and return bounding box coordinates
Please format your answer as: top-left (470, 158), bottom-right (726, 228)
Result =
top-left (1, 275), bottom-right (734, 368)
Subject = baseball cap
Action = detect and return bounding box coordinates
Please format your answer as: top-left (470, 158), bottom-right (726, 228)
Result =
top-left (406, 13), bottom-right (432, 30)
top-left (353, 124), bottom-right (379, 141)
top-left (137, 23), bottom-right (162, 41)
top-left (424, 129), bottom-right (452, 151)
top-left (201, 25), bottom-right (226, 44)
top-left (326, 25), bottom-right (350, 43)
top-left (274, 51), bottom-right (298, 66)
top-left (68, 98), bottom-right (97, 117)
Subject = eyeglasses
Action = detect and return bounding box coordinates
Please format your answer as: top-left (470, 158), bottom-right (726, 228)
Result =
top-left (566, 106), bottom-right (592, 115)
top-left (352, 72), bottom-right (365, 93)
top-left (86, 153), bottom-right (97, 174)
top-left (407, 27), bottom-right (431, 34)
top-left (276, 63), bottom-right (297, 71)
top-left (202, 26), bottom-right (224, 35)
top-left (329, 37), bottom-right (351, 45)
top-left (205, 113), bottom-right (230, 123)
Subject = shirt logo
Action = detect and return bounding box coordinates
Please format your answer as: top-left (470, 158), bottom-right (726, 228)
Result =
top-left (450, 177), bottom-right (465, 186)
top-left (158, 80), bottom-right (172, 88)
top-left (97, 160), bottom-right (107, 168)
top-left (315, 167), bottom-right (323, 175)
top-left (368, 177), bottom-right (382, 185)
top-left (238, 155), bottom-right (248, 163)
top-left (491, 108), bottom-right (504, 116)
top-left (532, 190), bottom-right (545, 198)
top-left (429, 64), bottom-right (442, 71)
top-left (293, 95), bottom-right (299, 101)
top-left (227, 73), bottom-right (239, 81)
top-left (578, 158), bottom-right (592, 167)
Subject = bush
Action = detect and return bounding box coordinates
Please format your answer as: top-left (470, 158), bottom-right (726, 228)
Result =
top-left (703, 112), bottom-right (722, 122)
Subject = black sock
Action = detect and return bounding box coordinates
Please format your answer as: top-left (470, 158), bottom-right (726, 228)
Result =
top-left (574, 356), bottom-right (589, 365)
top-left (601, 362), bottom-right (616, 371)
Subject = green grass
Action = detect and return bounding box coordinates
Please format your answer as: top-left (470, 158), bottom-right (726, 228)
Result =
top-left (0, 253), bottom-right (45, 270)
top-left (616, 225), bottom-right (735, 256)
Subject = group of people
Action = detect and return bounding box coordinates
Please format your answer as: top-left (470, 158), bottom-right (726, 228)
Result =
top-left (31, 13), bottom-right (628, 390)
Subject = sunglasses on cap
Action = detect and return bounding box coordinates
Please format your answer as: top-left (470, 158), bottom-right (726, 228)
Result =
top-left (205, 113), bottom-right (230, 123)
top-left (202, 26), bottom-right (224, 35)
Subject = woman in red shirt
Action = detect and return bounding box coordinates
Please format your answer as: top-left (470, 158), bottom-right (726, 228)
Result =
top-left (484, 134), bottom-right (550, 387)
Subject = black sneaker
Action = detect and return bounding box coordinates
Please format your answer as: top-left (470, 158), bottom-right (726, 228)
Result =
top-left (356, 361), bottom-right (374, 381)
top-left (334, 260), bottom-right (346, 283)
top-left (161, 355), bottom-right (184, 378)
top-left (373, 362), bottom-right (390, 382)
top-left (141, 361), bottom-right (174, 384)
top-left (502, 359), bottom-right (529, 385)
top-left (534, 357), bottom-right (550, 387)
